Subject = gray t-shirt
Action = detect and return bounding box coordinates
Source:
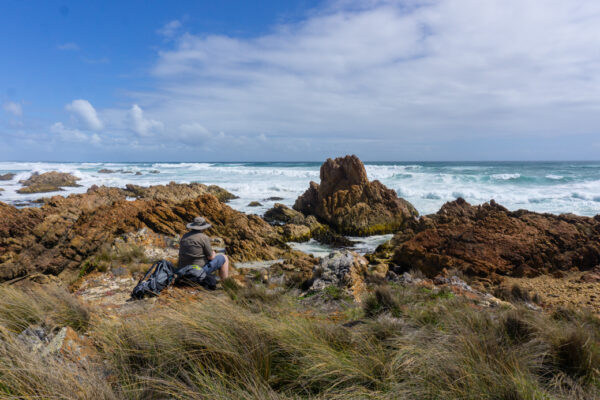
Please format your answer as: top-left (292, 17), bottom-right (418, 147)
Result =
top-left (178, 230), bottom-right (213, 268)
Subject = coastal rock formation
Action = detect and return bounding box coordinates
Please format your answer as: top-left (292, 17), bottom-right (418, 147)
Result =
top-left (17, 172), bottom-right (81, 194)
top-left (0, 173), bottom-right (15, 181)
top-left (384, 198), bottom-right (600, 280)
top-left (264, 203), bottom-right (353, 246)
top-left (122, 182), bottom-right (237, 202)
top-left (0, 183), bottom-right (300, 282)
top-left (294, 155), bottom-right (418, 235)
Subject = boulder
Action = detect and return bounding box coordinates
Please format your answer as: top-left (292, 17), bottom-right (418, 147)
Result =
top-left (308, 250), bottom-right (368, 301)
top-left (17, 172), bottom-right (81, 194)
top-left (247, 201), bottom-right (262, 207)
top-left (385, 198), bottom-right (600, 280)
top-left (294, 155), bottom-right (418, 235)
top-left (282, 224), bottom-right (311, 242)
top-left (264, 203), bottom-right (353, 247)
top-left (0, 173), bottom-right (15, 181)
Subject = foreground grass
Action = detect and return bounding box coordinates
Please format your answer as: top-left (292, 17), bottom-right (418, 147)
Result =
top-left (0, 282), bottom-right (598, 399)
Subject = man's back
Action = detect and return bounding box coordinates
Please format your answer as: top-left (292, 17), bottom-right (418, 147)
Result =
top-left (178, 230), bottom-right (213, 268)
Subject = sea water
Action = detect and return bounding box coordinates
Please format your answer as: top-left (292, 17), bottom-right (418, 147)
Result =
top-left (0, 161), bottom-right (599, 217)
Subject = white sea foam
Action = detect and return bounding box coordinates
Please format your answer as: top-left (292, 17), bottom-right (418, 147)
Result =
top-left (0, 162), bottom-right (599, 216)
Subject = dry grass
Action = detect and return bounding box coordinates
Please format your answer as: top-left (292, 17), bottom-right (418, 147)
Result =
top-left (0, 282), bottom-right (598, 399)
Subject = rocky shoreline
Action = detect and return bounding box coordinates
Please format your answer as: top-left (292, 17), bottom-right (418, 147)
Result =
top-left (0, 155), bottom-right (599, 313)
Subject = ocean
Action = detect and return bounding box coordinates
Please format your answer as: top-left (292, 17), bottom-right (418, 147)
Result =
top-left (1, 161), bottom-right (599, 217)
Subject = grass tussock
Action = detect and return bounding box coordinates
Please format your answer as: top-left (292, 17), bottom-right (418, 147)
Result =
top-left (0, 281), bottom-right (598, 399)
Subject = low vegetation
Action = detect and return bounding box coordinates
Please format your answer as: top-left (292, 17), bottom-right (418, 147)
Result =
top-left (0, 281), bottom-right (598, 399)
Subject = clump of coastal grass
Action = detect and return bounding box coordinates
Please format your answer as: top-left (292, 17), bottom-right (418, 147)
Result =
top-left (0, 279), bottom-right (598, 399)
top-left (0, 324), bottom-right (116, 399)
top-left (494, 283), bottom-right (541, 304)
top-left (80, 243), bottom-right (151, 277)
top-left (0, 284), bottom-right (90, 333)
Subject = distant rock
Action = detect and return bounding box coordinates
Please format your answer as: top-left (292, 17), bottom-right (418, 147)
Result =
top-left (149, 170), bottom-right (160, 174)
top-left (135, 171), bottom-right (142, 176)
top-left (247, 201), bottom-right (262, 207)
top-left (264, 196), bottom-right (284, 201)
top-left (17, 172), bottom-right (81, 194)
top-left (123, 182), bottom-right (237, 202)
top-left (381, 198), bottom-right (600, 281)
top-left (98, 169), bottom-right (116, 174)
top-left (0, 173), bottom-right (15, 181)
top-left (294, 155), bottom-right (418, 235)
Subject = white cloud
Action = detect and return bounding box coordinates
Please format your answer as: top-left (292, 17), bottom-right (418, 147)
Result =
top-left (157, 20), bottom-right (182, 38)
top-left (128, 104), bottom-right (163, 136)
top-left (51, 122), bottom-right (88, 142)
top-left (136, 0), bottom-right (600, 160)
top-left (66, 99), bottom-right (103, 130)
top-left (57, 42), bottom-right (79, 51)
top-left (3, 102), bottom-right (22, 117)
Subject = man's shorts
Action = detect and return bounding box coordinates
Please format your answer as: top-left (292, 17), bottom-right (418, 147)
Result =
top-left (203, 254), bottom-right (226, 274)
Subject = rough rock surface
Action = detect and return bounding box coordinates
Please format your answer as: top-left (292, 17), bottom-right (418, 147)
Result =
top-left (122, 182), bottom-right (237, 202)
top-left (308, 250), bottom-right (369, 301)
top-left (17, 172), bottom-right (81, 194)
top-left (0, 183), bottom-right (301, 282)
top-left (294, 155), bottom-right (418, 235)
top-left (384, 198), bottom-right (600, 281)
top-left (0, 173), bottom-right (15, 181)
top-left (264, 203), bottom-right (353, 246)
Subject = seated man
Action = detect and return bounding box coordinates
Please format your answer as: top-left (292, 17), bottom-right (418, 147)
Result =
top-left (178, 216), bottom-right (229, 280)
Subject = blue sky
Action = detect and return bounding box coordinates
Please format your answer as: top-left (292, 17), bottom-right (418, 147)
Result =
top-left (1, 0), bottom-right (600, 162)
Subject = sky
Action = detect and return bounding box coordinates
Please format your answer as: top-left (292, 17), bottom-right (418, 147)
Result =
top-left (1, 0), bottom-right (600, 162)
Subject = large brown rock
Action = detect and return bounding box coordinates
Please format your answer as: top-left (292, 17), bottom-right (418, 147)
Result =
top-left (386, 198), bottom-right (600, 280)
top-left (0, 183), bottom-right (296, 282)
top-left (17, 172), bottom-right (81, 194)
top-left (294, 155), bottom-right (418, 235)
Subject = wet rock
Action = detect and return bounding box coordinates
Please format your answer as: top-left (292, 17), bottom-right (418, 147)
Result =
top-left (135, 171), bottom-right (142, 176)
top-left (98, 169), bottom-right (116, 174)
top-left (264, 203), bottom-right (306, 225)
top-left (264, 196), bottom-right (284, 201)
top-left (0, 173), bottom-right (15, 181)
top-left (385, 198), bottom-right (600, 280)
top-left (17, 172), bottom-right (81, 194)
top-left (282, 224), bottom-right (311, 242)
top-left (247, 201), bottom-right (262, 207)
top-left (264, 203), bottom-right (353, 247)
top-left (149, 170), bottom-right (160, 174)
top-left (294, 155), bottom-right (418, 235)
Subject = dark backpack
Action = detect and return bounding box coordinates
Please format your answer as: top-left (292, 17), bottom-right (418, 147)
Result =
top-left (131, 260), bottom-right (176, 299)
top-left (175, 265), bottom-right (218, 291)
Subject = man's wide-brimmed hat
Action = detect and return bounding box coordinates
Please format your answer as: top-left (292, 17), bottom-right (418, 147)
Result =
top-left (186, 216), bottom-right (212, 231)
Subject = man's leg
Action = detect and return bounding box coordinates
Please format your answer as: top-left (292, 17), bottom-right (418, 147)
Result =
top-left (219, 254), bottom-right (229, 280)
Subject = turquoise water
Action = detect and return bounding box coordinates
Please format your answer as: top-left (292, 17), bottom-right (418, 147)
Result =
top-left (0, 161), bottom-right (599, 216)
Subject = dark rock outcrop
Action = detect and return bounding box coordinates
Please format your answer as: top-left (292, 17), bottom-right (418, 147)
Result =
top-left (264, 203), bottom-right (353, 247)
top-left (383, 198), bottom-right (600, 281)
top-left (17, 172), bottom-right (81, 194)
top-left (0, 173), bottom-right (15, 181)
top-left (294, 155), bottom-right (418, 235)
